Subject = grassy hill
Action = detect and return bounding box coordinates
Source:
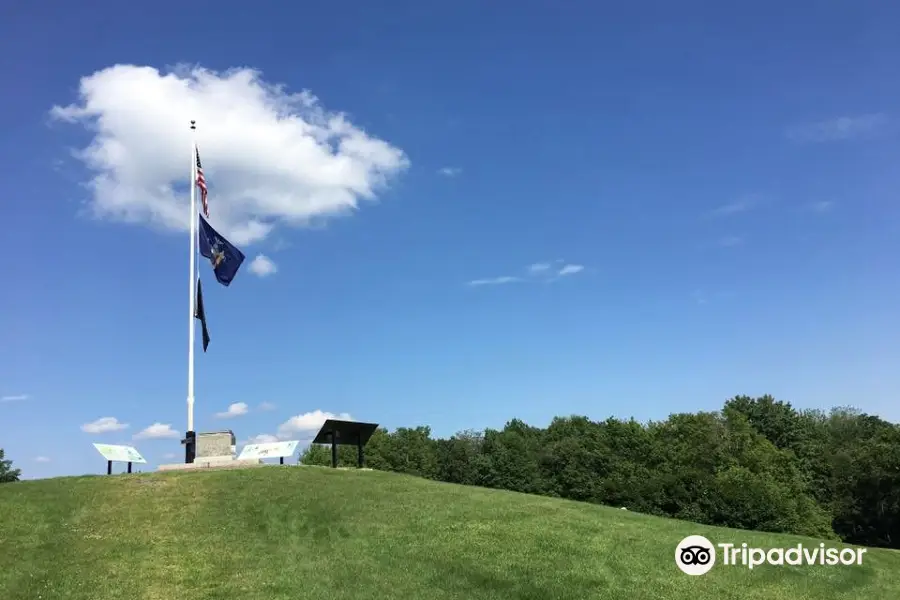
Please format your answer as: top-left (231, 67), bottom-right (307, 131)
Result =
top-left (1, 467), bottom-right (897, 599)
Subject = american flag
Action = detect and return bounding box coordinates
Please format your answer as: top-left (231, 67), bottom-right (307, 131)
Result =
top-left (195, 147), bottom-right (209, 218)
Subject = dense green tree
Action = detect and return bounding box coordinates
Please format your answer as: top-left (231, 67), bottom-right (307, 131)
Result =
top-left (479, 420), bottom-right (548, 495)
top-left (434, 430), bottom-right (484, 486)
top-left (387, 426), bottom-right (439, 479)
top-left (291, 396), bottom-right (900, 550)
top-left (725, 395), bottom-right (803, 451)
top-left (361, 428), bottom-right (394, 471)
top-left (824, 410), bottom-right (900, 547)
top-left (298, 443), bottom-right (330, 466)
top-left (540, 416), bottom-right (605, 501)
top-left (0, 448), bottom-right (20, 483)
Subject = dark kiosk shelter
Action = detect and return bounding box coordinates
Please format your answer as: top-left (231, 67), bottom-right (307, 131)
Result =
top-left (312, 419), bottom-right (379, 468)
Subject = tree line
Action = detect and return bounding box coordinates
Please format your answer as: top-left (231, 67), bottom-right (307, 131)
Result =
top-left (300, 395), bottom-right (900, 549)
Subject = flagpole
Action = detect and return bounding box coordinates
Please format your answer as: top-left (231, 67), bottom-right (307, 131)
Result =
top-left (186, 120), bottom-right (198, 462)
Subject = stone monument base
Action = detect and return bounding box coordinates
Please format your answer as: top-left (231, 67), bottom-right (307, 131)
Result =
top-left (196, 431), bottom-right (237, 460)
top-left (164, 430), bottom-right (263, 472)
top-left (157, 457), bottom-right (265, 472)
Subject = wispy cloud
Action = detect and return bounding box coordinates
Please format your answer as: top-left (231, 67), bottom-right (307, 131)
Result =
top-left (786, 114), bottom-right (888, 143)
top-left (133, 423), bottom-right (180, 440)
top-left (437, 167), bottom-right (462, 177)
top-left (558, 264), bottom-right (584, 276)
top-left (708, 196), bottom-right (760, 218)
top-left (806, 200), bottom-right (835, 213)
top-left (528, 262), bottom-right (552, 274)
top-left (466, 276), bottom-right (521, 286)
top-left (81, 417), bottom-right (129, 433)
top-left (215, 402), bottom-right (249, 419)
top-left (0, 394), bottom-right (28, 402)
top-left (270, 238), bottom-right (292, 252)
top-left (532, 260), bottom-right (586, 279)
top-left (258, 402), bottom-right (276, 411)
top-left (243, 433), bottom-right (280, 445)
top-left (34, 456), bottom-right (51, 463)
top-left (467, 260), bottom-right (587, 287)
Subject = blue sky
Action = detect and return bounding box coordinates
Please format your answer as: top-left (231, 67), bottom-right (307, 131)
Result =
top-left (2, 1), bottom-right (900, 479)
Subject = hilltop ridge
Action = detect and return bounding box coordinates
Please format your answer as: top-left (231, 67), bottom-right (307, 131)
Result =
top-left (1, 467), bottom-right (897, 600)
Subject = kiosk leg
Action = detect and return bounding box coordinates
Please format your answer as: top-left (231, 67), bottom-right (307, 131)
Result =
top-left (107, 460), bottom-right (112, 475)
top-left (331, 432), bottom-right (338, 468)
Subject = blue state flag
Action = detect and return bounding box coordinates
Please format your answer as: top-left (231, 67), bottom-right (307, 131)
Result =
top-left (198, 215), bottom-right (245, 287)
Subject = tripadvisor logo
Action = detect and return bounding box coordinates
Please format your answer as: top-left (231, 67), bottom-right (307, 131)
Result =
top-left (676, 535), bottom-right (716, 575)
top-left (675, 535), bottom-right (867, 575)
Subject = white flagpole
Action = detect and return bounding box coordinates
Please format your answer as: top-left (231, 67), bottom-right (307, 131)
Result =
top-left (187, 120), bottom-right (197, 438)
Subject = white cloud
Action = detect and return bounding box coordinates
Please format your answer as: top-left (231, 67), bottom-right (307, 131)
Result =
top-left (466, 276), bottom-right (521, 286)
top-left (134, 423), bottom-right (180, 440)
top-left (34, 456), bottom-right (51, 463)
top-left (163, 453), bottom-right (177, 460)
top-left (81, 417), bottom-right (129, 433)
top-left (437, 167), bottom-right (461, 177)
top-left (786, 114), bottom-right (888, 143)
top-left (243, 433), bottom-right (280, 445)
top-left (50, 64), bottom-right (409, 246)
top-left (277, 410), bottom-right (351, 440)
top-left (258, 402), bottom-right (276, 411)
top-left (0, 394), bottom-right (28, 402)
top-left (215, 402), bottom-right (249, 419)
top-left (248, 254), bottom-right (277, 277)
top-left (468, 260), bottom-right (588, 286)
top-left (558, 264), bottom-right (584, 276)
top-left (708, 196), bottom-right (759, 218)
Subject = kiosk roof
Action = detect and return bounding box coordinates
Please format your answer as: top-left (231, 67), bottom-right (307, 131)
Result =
top-left (312, 419), bottom-right (379, 446)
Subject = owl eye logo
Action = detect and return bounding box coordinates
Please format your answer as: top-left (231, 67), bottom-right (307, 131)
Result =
top-left (680, 546), bottom-right (712, 565)
top-left (675, 535), bottom-right (716, 575)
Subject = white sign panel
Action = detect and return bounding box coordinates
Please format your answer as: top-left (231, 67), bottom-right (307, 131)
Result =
top-left (92, 443), bottom-right (147, 464)
top-left (238, 440), bottom-right (299, 460)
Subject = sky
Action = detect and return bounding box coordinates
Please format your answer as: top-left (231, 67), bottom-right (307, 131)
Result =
top-left (2, 1), bottom-right (900, 480)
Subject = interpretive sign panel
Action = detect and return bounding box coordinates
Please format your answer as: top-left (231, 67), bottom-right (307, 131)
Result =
top-left (92, 443), bottom-right (146, 464)
top-left (238, 440), bottom-right (299, 461)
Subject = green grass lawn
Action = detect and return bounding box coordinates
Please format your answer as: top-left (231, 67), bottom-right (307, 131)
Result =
top-left (1, 466), bottom-right (897, 599)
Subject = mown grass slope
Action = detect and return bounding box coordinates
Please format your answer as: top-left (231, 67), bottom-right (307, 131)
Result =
top-left (1, 466), bottom-right (897, 599)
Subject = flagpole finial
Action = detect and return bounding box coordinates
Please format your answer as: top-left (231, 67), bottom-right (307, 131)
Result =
top-left (190, 120), bottom-right (196, 130)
